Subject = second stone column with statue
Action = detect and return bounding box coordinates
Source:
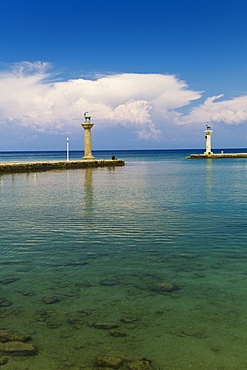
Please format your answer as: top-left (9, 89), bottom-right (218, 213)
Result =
top-left (81, 112), bottom-right (95, 160)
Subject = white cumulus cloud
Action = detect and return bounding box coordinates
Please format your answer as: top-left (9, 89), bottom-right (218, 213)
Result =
top-left (179, 94), bottom-right (247, 126)
top-left (1, 62), bottom-right (247, 145)
top-left (0, 63), bottom-right (201, 140)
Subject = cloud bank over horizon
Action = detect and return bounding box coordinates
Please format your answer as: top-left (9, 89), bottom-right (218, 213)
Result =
top-left (0, 62), bottom-right (247, 146)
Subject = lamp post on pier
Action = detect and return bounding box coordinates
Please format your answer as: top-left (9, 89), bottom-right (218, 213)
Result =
top-left (66, 137), bottom-right (69, 161)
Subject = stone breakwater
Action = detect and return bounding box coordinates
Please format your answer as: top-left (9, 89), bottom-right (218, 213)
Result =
top-left (185, 153), bottom-right (247, 159)
top-left (0, 159), bottom-right (125, 174)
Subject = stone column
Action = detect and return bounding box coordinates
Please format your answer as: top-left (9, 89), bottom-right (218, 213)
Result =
top-left (81, 122), bottom-right (95, 160)
top-left (204, 128), bottom-right (213, 154)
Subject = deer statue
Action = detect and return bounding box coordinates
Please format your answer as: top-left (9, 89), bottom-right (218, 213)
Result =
top-left (84, 112), bottom-right (91, 122)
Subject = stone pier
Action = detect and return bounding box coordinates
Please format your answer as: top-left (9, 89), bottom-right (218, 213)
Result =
top-left (0, 159), bottom-right (125, 174)
top-left (185, 153), bottom-right (247, 159)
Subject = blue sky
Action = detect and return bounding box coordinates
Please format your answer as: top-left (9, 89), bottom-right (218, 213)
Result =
top-left (1, 0), bottom-right (247, 151)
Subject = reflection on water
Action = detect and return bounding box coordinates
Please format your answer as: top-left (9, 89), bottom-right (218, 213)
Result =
top-left (0, 157), bottom-right (247, 369)
top-left (84, 168), bottom-right (93, 216)
top-left (205, 159), bottom-right (212, 201)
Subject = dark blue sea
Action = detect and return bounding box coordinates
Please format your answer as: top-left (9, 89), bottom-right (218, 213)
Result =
top-left (1, 149), bottom-right (247, 369)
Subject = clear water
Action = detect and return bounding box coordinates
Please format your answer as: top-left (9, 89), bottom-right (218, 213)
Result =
top-left (1, 150), bottom-right (247, 369)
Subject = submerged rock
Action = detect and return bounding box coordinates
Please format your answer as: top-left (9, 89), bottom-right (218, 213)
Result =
top-left (0, 309), bottom-right (20, 319)
top-left (179, 328), bottom-right (207, 339)
top-left (149, 282), bottom-right (180, 293)
top-left (78, 309), bottom-right (93, 316)
top-left (0, 357), bottom-right (8, 366)
top-left (0, 329), bottom-right (31, 343)
top-left (65, 261), bottom-right (88, 266)
top-left (94, 356), bottom-right (153, 370)
top-left (94, 322), bottom-right (119, 330)
top-left (120, 317), bottom-right (138, 324)
top-left (0, 341), bottom-right (38, 356)
top-left (46, 321), bottom-right (61, 329)
top-left (42, 296), bottom-right (60, 304)
top-left (127, 359), bottom-right (153, 370)
top-left (18, 291), bottom-right (36, 296)
top-left (109, 330), bottom-right (127, 337)
top-left (0, 278), bottom-right (20, 285)
top-left (35, 309), bottom-right (52, 322)
top-left (95, 356), bottom-right (123, 368)
top-left (75, 282), bottom-right (92, 287)
top-left (99, 279), bottom-right (120, 286)
top-left (0, 299), bottom-right (12, 307)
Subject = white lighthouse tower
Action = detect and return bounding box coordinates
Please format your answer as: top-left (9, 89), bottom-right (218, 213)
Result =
top-left (204, 125), bottom-right (213, 155)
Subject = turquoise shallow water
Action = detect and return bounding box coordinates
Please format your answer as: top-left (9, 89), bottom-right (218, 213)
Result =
top-left (1, 150), bottom-right (247, 369)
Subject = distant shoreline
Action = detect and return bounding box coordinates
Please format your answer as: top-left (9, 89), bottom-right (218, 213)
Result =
top-left (1, 148), bottom-right (247, 153)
